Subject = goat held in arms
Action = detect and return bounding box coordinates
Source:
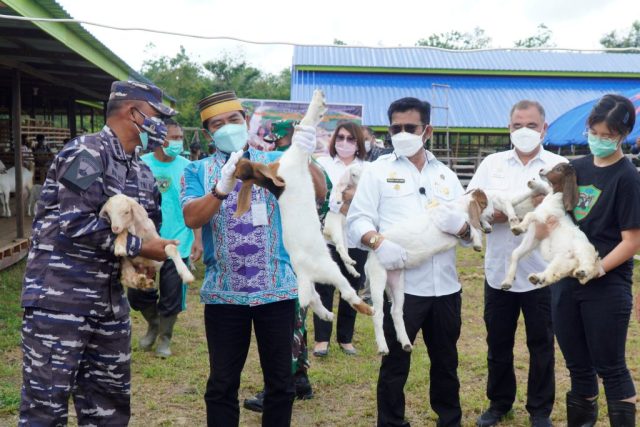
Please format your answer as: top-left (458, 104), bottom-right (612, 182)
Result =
top-left (232, 90), bottom-right (373, 320)
top-left (100, 194), bottom-right (195, 290)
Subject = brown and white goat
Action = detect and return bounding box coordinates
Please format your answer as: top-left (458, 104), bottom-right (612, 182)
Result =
top-left (502, 162), bottom-right (600, 290)
top-left (367, 189), bottom-right (494, 355)
top-left (232, 90), bottom-right (373, 320)
top-left (100, 194), bottom-right (195, 290)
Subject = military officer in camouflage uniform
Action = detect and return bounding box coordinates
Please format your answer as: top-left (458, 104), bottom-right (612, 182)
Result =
top-left (19, 81), bottom-right (178, 426)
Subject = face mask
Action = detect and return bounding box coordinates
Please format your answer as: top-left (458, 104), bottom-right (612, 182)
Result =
top-left (211, 123), bottom-right (248, 153)
top-left (365, 140), bottom-right (372, 153)
top-left (335, 139), bottom-right (357, 158)
top-left (588, 133), bottom-right (621, 158)
top-left (510, 127), bottom-right (541, 154)
top-left (163, 139), bottom-right (184, 157)
top-left (132, 109), bottom-right (168, 151)
top-left (391, 131), bottom-right (425, 158)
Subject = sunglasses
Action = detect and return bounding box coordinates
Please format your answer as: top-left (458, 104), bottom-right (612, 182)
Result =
top-left (336, 134), bottom-right (356, 143)
top-left (389, 123), bottom-right (425, 136)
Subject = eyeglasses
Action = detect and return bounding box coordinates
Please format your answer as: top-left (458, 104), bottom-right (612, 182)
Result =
top-left (389, 123), bottom-right (425, 136)
top-left (336, 134), bottom-right (356, 143)
top-left (582, 130), bottom-right (619, 144)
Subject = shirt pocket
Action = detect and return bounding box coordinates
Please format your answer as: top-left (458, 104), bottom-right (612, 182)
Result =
top-left (487, 173), bottom-right (509, 191)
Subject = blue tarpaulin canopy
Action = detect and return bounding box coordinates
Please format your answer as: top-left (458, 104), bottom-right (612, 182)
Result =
top-left (545, 88), bottom-right (640, 146)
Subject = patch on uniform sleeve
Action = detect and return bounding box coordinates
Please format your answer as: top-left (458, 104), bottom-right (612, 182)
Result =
top-left (60, 150), bottom-right (103, 193)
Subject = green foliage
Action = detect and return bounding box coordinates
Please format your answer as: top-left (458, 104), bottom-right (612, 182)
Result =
top-left (600, 20), bottom-right (640, 49)
top-left (141, 46), bottom-right (291, 128)
top-left (514, 24), bottom-right (555, 48)
top-left (416, 27), bottom-right (492, 50)
top-left (333, 38), bottom-right (347, 45)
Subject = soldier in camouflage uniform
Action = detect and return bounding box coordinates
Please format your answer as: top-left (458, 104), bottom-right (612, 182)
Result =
top-left (19, 81), bottom-right (178, 426)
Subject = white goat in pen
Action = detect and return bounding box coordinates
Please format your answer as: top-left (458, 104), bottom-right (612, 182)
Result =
top-left (501, 162), bottom-right (600, 290)
top-left (232, 90), bottom-right (373, 320)
top-left (27, 184), bottom-right (43, 217)
top-left (368, 189), bottom-right (494, 355)
top-left (0, 166), bottom-right (33, 217)
top-left (0, 159), bottom-right (6, 173)
top-left (99, 193), bottom-right (195, 290)
top-left (322, 162), bottom-right (364, 278)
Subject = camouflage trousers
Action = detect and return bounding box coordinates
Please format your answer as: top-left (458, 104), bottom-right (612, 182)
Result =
top-left (19, 307), bottom-right (131, 426)
top-left (291, 300), bottom-right (309, 375)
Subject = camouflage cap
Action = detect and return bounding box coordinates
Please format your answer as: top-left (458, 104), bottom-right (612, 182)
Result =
top-left (264, 119), bottom-right (297, 142)
top-left (109, 80), bottom-right (177, 117)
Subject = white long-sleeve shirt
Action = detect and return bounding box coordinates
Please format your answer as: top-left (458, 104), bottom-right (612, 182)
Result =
top-left (467, 148), bottom-right (567, 292)
top-left (346, 150), bottom-right (464, 297)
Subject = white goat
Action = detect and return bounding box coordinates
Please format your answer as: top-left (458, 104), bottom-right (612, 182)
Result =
top-left (27, 184), bottom-right (43, 217)
top-left (502, 163), bottom-right (600, 290)
top-left (232, 90), bottom-right (373, 321)
top-left (322, 163), bottom-right (364, 278)
top-left (485, 179), bottom-right (550, 232)
top-left (99, 194), bottom-right (195, 290)
top-left (368, 189), bottom-right (494, 355)
top-left (0, 160), bottom-right (6, 174)
top-left (0, 166), bottom-right (33, 217)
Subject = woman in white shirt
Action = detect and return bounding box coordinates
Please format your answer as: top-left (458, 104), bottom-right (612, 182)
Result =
top-left (313, 122), bottom-right (367, 356)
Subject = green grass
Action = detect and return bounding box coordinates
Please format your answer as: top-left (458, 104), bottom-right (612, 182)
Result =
top-left (0, 250), bottom-right (639, 426)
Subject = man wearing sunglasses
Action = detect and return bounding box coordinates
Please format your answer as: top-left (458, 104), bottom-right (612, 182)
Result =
top-left (467, 100), bottom-right (565, 427)
top-left (347, 97), bottom-right (470, 426)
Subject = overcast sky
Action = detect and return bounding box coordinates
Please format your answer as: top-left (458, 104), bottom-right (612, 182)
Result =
top-left (57, 0), bottom-right (639, 75)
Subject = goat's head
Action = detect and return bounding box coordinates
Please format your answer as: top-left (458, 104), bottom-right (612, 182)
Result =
top-left (346, 163), bottom-right (363, 187)
top-left (99, 194), bottom-right (146, 234)
top-left (468, 189), bottom-right (494, 233)
top-left (233, 158), bottom-right (286, 218)
top-left (540, 162), bottom-right (578, 211)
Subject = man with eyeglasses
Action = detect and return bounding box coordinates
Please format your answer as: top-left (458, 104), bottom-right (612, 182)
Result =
top-left (347, 97), bottom-right (472, 427)
top-left (467, 100), bottom-right (566, 427)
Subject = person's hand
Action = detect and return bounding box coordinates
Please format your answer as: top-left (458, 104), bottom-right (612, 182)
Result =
top-left (375, 239), bottom-right (407, 270)
top-left (532, 194), bottom-right (546, 207)
top-left (292, 125), bottom-right (317, 154)
top-left (140, 238), bottom-right (180, 261)
top-left (342, 186), bottom-right (356, 204)
top-left (431, 206), bottom-right (467, 236)
top-left (190, 240), bottom-right (203, 263)
top-left (491, 210), bottom-right (508, 224)
top-left (216, 150), bottom-right (243, 195)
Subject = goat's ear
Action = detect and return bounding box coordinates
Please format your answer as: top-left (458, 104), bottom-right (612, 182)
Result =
top-left (234, 180), bottom-right (254, 218)
top-left (255, 163), bottom-right (285, 187)
top-left (562, 169), bottom-right (579, 211)
top-left (129, 198), bottom-right (148, 233)
top-left (468, 199), bottom-right (482, 230)
top-left (471, 189), bottom-right (488, 210)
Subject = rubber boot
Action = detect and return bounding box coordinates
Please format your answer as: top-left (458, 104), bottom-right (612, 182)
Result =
top-left (155, 314), bottom-right (178, 358)
top-left (138, 305), bottom-right (159, 351)
top-left (607, 400), bottom-right (636, 427)
top-left (566, 392), bottom-right (598, 427)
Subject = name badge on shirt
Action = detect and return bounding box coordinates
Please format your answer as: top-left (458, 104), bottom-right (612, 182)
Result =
top-left (251, 202), bottom-right (268, 226)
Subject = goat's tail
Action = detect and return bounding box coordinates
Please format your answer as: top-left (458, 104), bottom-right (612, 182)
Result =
top-left (164, 244), bottom-right (195, 284)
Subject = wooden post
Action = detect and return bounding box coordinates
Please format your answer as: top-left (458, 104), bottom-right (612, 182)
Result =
top-left (12, 69), bottom-right (24, 238)
top-left (68, 98), bottom-right (77, 138)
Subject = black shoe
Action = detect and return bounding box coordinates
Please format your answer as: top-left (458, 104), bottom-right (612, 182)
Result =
top-left (294, 372), bottom-right (313, 400)
top-left (530, 416), bottom-right (552, 427)
top-left (477, 408), bottom-right (509, 427)
top-left (607, 400), bottom-right (636, 427)
top-left (243, 390), bottom-right (264, 413)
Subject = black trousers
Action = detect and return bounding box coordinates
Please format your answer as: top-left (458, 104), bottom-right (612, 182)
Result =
top-left (377, 292), bottom-right (462, 427)
top-left (127, 258), bottom-right (187, 317)
top-left (204, 299), bottom-right (296, 427)
top-left (313, 245), bottom-right (367, 344)
top-left (552, 277), bottom-right (636, 400)
top-left (483, 281), bottom-right (555, 417)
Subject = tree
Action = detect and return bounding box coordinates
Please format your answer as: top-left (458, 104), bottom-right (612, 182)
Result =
top-left (600, 20), bottom-right (640, 48)
top-left (514, 24), bottom-right (555, 48)
top-left (333, 38), bottom-right (347, 45)
top-left (416, 27), bottom-right (492, 50)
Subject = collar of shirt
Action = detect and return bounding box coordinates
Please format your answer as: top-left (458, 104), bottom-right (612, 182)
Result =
top-left (506, 147), bottom-right (546, 168)
top-left (101, 125), bottom-right (134, 165)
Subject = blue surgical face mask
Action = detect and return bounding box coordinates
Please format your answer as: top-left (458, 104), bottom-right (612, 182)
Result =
top-left (211, 123), bottom-right (248, 153)
top-left (587, 132), bottom-right (621, 158)
top-left (163, 139), bottom-right (184, 157)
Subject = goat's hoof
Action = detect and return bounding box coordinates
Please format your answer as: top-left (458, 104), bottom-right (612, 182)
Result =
top-left (183, 271), bottom-right (195, 283)
top-left (321, 312), bottom-right (334, 322)
top-left (353, 301), bottom-right (374, 316)
top-left (473, 245), bottom-right (482, 252)
top-left (500, 283), bottom-right (512, 291)
top-left (401, 344), bottom-right (413, 353)
top-left (527, 180), bottom-right (536, 189)
top-left (574, 269), bottom-right (587, 280)
top-left (511, 227), bottom-right (523, 236)
top-left (528, 274), bottom-right (543, 285)
top-left (377, 348), bottom-right (389, 356)
top-left (483, 226), bottom-right (493, 234)
top-left (114, 246), bottom-right (127, 257)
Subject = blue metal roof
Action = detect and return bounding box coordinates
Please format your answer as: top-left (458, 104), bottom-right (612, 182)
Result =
top-left (293, 46), bottom-right (640, 74)
top-left (291, 71), bottom-right (640, 128)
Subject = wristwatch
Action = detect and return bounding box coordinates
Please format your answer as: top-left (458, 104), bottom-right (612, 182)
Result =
top-left (211, 184), bottom-right (229, 200)
top-left (368, 234), bottom-right (382, 249)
